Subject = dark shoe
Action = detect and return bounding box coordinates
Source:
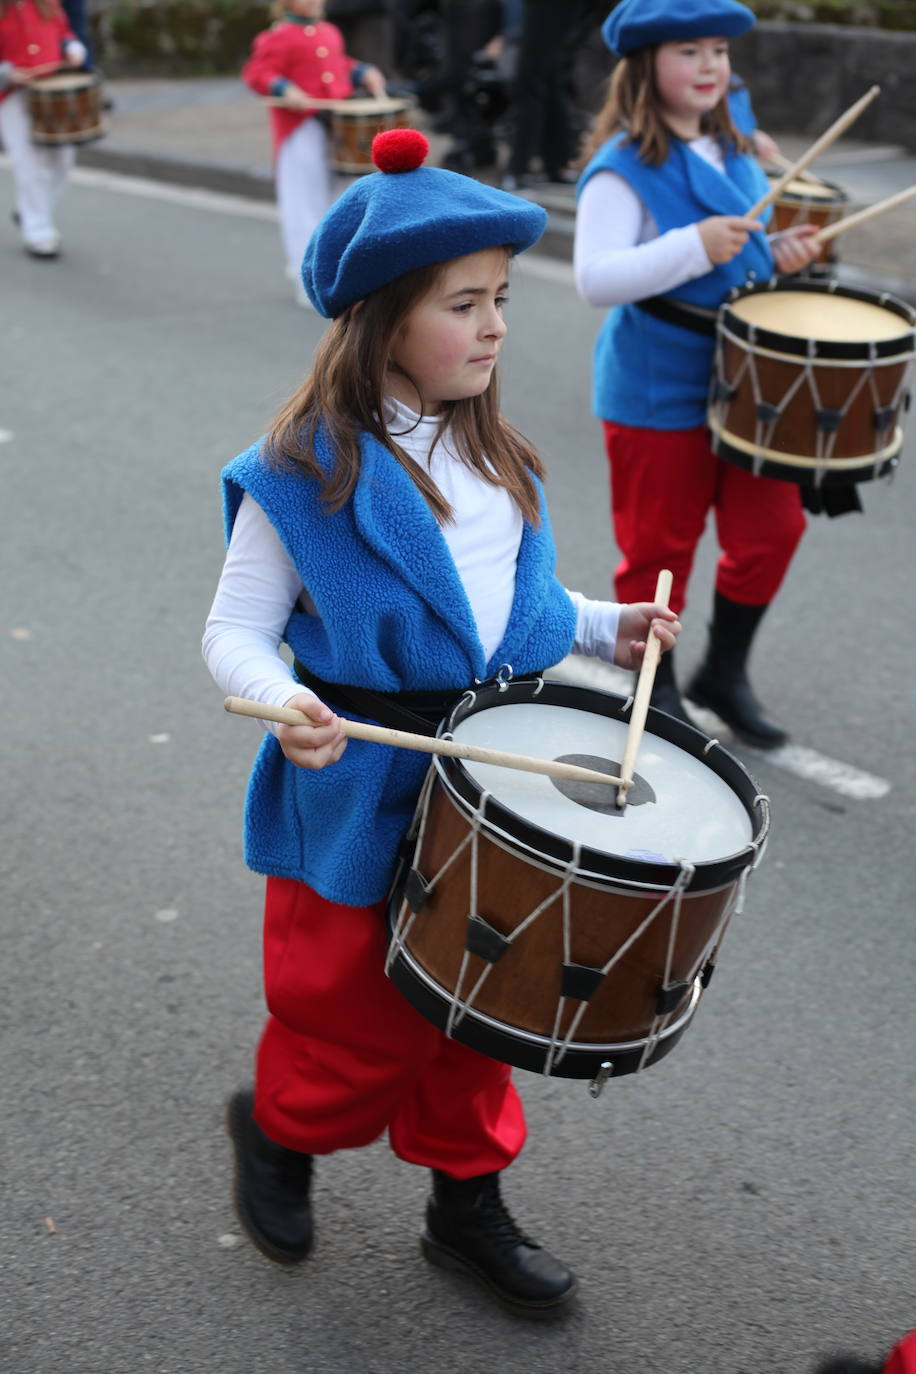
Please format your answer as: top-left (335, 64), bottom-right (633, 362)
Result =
top-left (225, 1087), bottom-right (314, 1264)
top-left (421, 1170), bottom-right (577, 1318)
top-left (644, 647), bottom-right (692, 726)
top-left (685, 592), bottom-right (788, 750)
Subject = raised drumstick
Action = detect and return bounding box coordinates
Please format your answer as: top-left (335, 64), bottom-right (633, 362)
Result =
top-left (224, 696), bottom-right (624, 787)
top-left (813, 183), bottom-right (916, 246)
top-left (615, 569), bottom-right (673, 809)
top-left (746, 85), bottom-right (881, 220)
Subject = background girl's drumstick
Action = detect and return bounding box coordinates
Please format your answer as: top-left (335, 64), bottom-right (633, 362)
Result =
top-left (615, 569), bottom-right (673, 809)
top-left (224, 695), bottom-right (624, 788)
top-left (746, 85), bottom-right (880, 219)
top-left (813, 183), bottom-right (916, 246)
top-left (766, 151), bottom-right (826, 187)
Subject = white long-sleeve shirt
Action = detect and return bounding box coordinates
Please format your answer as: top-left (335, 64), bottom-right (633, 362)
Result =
top-left (574, 134), bottom-right (723, 307)
top-left (203, 401), bottom-right (621, 730)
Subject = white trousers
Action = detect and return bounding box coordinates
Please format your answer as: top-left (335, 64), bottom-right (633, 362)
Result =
top-left (0, 90), bottom-right (75, 243)
top-left (275, 116), bottom-right (342, 278)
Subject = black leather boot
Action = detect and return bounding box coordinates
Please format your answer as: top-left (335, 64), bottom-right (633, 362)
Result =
top-left (643, 646), bottom-right (692, 725)
top-left (421, 1170), bottom-right (577, 1318)
top-left (686, 592), bottom-right (788, 749)
top-left (225, 1087), bottom-right (314, 1264)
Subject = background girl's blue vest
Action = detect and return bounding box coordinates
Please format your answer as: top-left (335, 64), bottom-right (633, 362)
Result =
top-left (578, 133), bottom-right (774, 429)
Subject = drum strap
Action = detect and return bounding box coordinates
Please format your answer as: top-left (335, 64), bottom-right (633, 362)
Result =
top-left (292, 660), bottom-right (465, 736)
top-left (633, 295), bottom-right (718, 338)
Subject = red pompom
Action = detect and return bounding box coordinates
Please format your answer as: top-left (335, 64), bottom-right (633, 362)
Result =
top-left (372, 128), bottom-right (429, 174)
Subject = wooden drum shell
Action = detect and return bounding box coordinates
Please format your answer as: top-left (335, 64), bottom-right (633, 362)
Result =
top-left (766, 174), bottom-right (849, 266)
top-left (322, 97), bottom-right (413, 174)
top-left (387, 681), bottom-right (768, 1080)
top-left (27, 72), bottom-right (106, 146)
top-left (709, 282), bottom-right (916, 487)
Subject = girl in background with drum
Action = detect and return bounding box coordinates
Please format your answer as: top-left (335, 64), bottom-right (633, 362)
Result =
top-left (203, 128), bottom-right (679, 1317)
top-left (575, 0), bottom-right (820, 748)
top-left (0, 0), bottom-right (86, 257)
top-left (242, 0), bottom-right (386, 306)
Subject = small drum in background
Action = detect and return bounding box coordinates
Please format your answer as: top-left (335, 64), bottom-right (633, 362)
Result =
top-left (386, 678), bottom-right (769, 1085)
top-left (27, 72), bottom-right (106, 146)
top-left (708, 280), bottom-right (915, 488)
top-left (766, 172), bottom-right (849, 267)
top-left (322, 96), bottom-right (413, 174)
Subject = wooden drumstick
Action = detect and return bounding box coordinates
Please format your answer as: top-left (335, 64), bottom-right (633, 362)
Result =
top-left (766, 151), bottom-right (826, 186)
top-left (615, 569), bottom-right (674, 809)
top-left (813, 183), bottom-right (916, 246)
top-left (224, 696), bottom-right (624, 787)
top-left (746, 85), bottom-right (880, 220)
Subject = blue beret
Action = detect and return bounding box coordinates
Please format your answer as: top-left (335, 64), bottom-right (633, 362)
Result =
top-left (301, 132), bottom-right (548, 318)
top-left (602, 0), bottom-right (756, 56)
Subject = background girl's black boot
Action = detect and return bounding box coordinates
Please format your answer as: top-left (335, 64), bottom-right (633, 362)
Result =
top-left (686, 592), bottom-right (788, 749)
top-left (644, 646), bottom-right (692, 725)
top-left (225, 1087), bottom-right (314, 1264)
top-left (421, 1169), bottom-right (577, 1318)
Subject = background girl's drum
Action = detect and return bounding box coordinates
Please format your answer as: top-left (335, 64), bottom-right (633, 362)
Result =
top-left (27, 72), bottom-right (107, 146)
top-left (708, 280), bottom-right (915, 488)
top-left (322, 96), bottom-right (413, 174)
top-left (766, 172), bottom-right (849, 267)
top-left (387, 679), bottom-right (769, 1081)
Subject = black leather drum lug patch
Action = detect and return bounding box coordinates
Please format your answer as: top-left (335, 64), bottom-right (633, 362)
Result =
top-left (552, 756), bottom-right (655, 815)
top-left (465, 915), bottom-right (510, 963)
top-left (561, 962), bottom-right (605, 1002)
top-left (404, 868), bottom-right (432, 913)
top-left (656, 982), bottom-right (691, 1016)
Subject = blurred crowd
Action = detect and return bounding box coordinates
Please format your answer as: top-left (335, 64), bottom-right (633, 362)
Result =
top-left (326, 0), bottom-right (611, 185)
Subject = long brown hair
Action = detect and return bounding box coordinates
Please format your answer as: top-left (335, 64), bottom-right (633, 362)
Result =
top-left (265, 256), bottom-right (545, 527)
top-left (580, 46), bottom-right (753, 167)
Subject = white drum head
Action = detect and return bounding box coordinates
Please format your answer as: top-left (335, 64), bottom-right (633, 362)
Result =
top-left (449, 702), bottom-right (752, 865)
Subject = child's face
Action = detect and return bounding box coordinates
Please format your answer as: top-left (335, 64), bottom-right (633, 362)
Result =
top-left (387, 248), bottom-right (510, 414)
top-left (654, 37), bottom-right (730, 129)
top-left (287, 0), bottom-right (324, 18)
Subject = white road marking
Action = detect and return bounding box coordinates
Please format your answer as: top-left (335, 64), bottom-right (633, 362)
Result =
top-left (548, 655), bottom-right (891, 801)
top-left (0, 428), bottom-right (14, 443)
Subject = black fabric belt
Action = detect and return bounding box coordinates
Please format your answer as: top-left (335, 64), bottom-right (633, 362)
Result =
top-left (292, 661), bottom-right (466, 737)
top-left (633, 295), bottom-right (718, 337)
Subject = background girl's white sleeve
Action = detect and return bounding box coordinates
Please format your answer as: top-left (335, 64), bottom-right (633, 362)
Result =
top-left (574, 170), bottom-right (712, 307)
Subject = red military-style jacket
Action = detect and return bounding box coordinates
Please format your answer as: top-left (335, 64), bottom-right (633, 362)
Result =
top-left (242, 17), bottom-right (357, 156)
top-left (0, 0), bottom-right (78, 103)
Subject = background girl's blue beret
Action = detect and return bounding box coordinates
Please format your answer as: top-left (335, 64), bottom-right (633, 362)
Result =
top-left (602, 0), bottom-right (756, 56)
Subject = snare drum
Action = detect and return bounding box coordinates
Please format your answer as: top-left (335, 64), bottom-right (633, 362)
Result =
top-left (27, 72), bottom-right (106, 146)
top-left (386, 678), bottom-right (768, 1083)
top-left (322, 96), bottom-right (413, 174)
top-left (766, 173), bottom-right (848, 266)
top-left (708, 280), bottom-right (916, 487)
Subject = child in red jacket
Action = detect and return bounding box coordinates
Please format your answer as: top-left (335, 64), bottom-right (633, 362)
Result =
top-left (242, 0), bottom-right (385, 305)
top-left (0, 0), bottom-right (86, 256)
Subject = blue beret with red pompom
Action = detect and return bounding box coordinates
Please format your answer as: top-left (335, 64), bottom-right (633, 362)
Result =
top-left (301, 128), bottom-right (547, 317)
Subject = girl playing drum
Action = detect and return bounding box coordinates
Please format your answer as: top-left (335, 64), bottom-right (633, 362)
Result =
top-left (575, 0), bottom-right (821, 747)
top-left (203, 129), bottom-right (679, 1317)
top-left (0, 0), bottom-right (87, 256)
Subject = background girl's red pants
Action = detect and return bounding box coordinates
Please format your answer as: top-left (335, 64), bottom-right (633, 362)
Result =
top-left (253, 876), bottom-right (526, 1178)
top-left (603, 421), bottom-right (806, 613)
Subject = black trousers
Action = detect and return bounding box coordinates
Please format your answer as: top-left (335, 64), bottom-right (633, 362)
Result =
top-left (506, 0), bottom-right (596, 178)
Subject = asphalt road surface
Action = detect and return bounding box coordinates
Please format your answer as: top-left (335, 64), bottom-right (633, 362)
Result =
top-left (2, 166), bottom-right (915, 1374)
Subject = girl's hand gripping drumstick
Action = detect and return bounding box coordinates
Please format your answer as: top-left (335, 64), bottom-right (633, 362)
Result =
top-left (746, 85), bottom-right (880, 220)
top-left (813, 183), bottom-right (916, 247)
top-left (224, 697), bottom-right (625, 788)
top-left (616, 569), bottom-right (673, 809)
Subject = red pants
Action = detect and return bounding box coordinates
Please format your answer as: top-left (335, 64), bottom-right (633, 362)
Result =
top-left (603, 421), bottom-right (806, 614)
top-left (253, 877), bottom-right (526, 1177)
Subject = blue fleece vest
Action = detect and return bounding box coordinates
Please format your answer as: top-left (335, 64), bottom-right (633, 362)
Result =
top-left (222, 429), bottom-right (577, 906)
top-left (578, 134), bottom-right (773, 428)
